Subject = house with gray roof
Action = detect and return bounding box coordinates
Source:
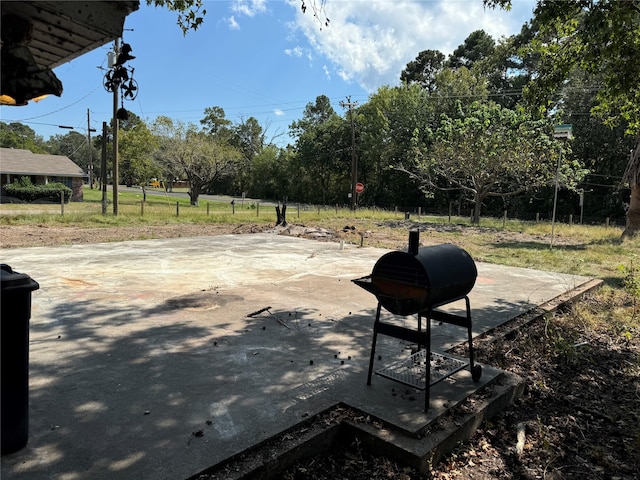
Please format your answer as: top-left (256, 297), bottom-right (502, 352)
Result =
top-left (0, 148), bottom-right (86, 201)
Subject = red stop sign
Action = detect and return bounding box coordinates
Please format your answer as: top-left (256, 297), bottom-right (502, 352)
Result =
top-left (355, 182), bottom-right (364, 194)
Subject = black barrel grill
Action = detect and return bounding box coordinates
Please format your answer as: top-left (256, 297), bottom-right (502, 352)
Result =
top-left (352, 230), bottom-right (482, 412)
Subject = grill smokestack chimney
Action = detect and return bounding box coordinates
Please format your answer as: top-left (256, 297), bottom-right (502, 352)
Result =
top-left (408, 230), bottom-right (419, 255)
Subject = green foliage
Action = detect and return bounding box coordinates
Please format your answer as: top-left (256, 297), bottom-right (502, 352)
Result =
top-left (48, 130), bottom-right (98, 173)
top-left (119, 117), bottom-right (159, 186)
top-left (400, 49), bottom-right (445, 92)
top-left (0, 122), bottom-right (48, 153)
top-left (486, 0), bottom-right (640, 132)
top-left (288, 96), bottom-right (350, 204)
top-left (431, 66), bottom-right (489, 115)
top-left (400, 30), bottom-right (532, 110)
top-left (563, 69), bottom-right (635, 219)
top-left (357, 84), bottom-right (433, 207)
top-left (247, 145), bottom-right (291, 200)
top-left (544, 318), bottom-right (585, 367)
top-left (447, 30), bottom-right (496, 69)
top-left (150, 117), bottom-right (241, 205)
top-left (228, 116), bottom-right (265, 195)
top-left (407, 101), bottom-right (584, 223)
top-left (620, 262), bottom-right (640, 298)
top-left (3, 177), bottom-right (72, 202)
top-left (147, 0), bottom-right (206, 34)
top-left (619, 258), bottom-right (640, 318)
top-left (200, 106), bottom-right (232, 140)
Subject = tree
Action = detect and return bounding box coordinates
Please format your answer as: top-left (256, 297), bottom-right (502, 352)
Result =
top-left (248, 145), bottom-right (291, 200)
top-left (48, 130), bottom-right (98, 175)
top-left (447, 30), bottom-right (495, 69)
top-left (473, 30), bottom-right (535, 109)
top-left (229, 117), bottom-right (265, 195)
top-left (430, 66), bottom-right (489, 118)
top-left (405, 101), bottom-right (585, 224)
top-left (289, 96), bottom-right (350, 204)
top-left (200, 106), bottom-right (232, 138)
top-left (0, 122), bottom-right (47, 152)
top-left (357, 84), bottom-right (434, 207)
top-left (119, 114), bottom-right (158, 196)
top-left (232, 117), bottom-right (264, 161)
top-left (624, 147), bottom-right (640, 236)
top-left (400, 49), bottom-right (445, 93)
top-left (562, 69), bottom-right (635, 221)
top-left (290, 95), bottom-right (336, 134)
top-left (402, 30), bottom-right (533, 110)
top-left (147, 0), bottom-right (207, 34)
top-left (486, 0), bottom-right (640, 235)
top-left (151, 116), bottom-right (239, 205)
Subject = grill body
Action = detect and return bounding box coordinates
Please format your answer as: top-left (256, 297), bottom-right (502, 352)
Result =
top-left (352, 233), bottom-right (482, 412)
top-left (353, 243), bottom-right (477, 315)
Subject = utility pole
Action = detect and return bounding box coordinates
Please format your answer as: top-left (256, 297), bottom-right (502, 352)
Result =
top-left (112, 38), bottom-right (120, 215)
top-left (87, 108), bottom-right (94, 189)
top-left (101, 122), bottom-right (108, 215)
top-left (340, 97), bottom-right (359, 210)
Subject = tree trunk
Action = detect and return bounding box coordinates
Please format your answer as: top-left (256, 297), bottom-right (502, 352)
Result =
top-left (472, 191), bottom-right (482, 224)
top-left (275, 200), bottom-right (287, 226)
top-left (623, 185), bottom-right (640, 237)
top-left (189, 190), bottom-right (199, 206)
top-left (622, 138), bottom-right (640, 238)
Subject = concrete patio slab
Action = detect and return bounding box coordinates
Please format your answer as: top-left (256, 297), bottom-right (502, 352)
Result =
top-left (1, 234), bottom-right (595, 479)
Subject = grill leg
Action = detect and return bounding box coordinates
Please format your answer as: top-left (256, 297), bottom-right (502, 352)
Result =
top-left (424, 310), bottom-right (431, 413)
top-left (465, 296), bottom-right (482, 382)
top-left (367, 303), bottom-right (383, 385)
top-left (465, 297), bottom-right (474, 370)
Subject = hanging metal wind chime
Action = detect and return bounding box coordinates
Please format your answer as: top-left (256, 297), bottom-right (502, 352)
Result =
top-left (103, 42), bottom-right (138, 120)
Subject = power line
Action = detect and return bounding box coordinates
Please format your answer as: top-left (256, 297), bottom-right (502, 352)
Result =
top-left (4, 85), bottom-right (101, 122)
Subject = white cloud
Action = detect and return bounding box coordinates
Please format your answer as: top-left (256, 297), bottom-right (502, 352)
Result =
top-left (231, 0), bottom-right (268, 17)
top-left (284, 45), bottom-right (304, 57)
top-left (273, 108), bottom-right (285, 116)
top-left (227, 15), bottom-right (240, 30)
top-left (288, 0), bottom-right (535, 92)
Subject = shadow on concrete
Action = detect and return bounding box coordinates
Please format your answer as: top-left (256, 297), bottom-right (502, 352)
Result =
top-left (1, 235), bottom-right (596, 479)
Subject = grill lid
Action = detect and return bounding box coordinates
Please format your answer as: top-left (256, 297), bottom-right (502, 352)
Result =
top-left (352, 233), bottom-right (476, 315)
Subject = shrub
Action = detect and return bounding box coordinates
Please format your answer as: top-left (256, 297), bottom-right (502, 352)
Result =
top-left (3, 177), bottom-right (72, 202)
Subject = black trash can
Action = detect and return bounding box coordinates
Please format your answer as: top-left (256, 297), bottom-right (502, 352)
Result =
top-left (1, 264), bottom-right (39, 455)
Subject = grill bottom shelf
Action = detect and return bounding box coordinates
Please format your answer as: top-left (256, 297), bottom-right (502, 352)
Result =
top-left (375, 350), bottom-right (468, 390)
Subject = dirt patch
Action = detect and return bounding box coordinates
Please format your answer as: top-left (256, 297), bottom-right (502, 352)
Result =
top-left (0, 223), bottom-right (351, 249)
top-left (0, 220), bottom-right (575, 250)
top-left (0, 224), bottom-right (242, 248)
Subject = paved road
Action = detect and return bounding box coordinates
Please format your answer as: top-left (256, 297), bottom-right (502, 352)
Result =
top-left (119, 186), bottom-right (278, 207)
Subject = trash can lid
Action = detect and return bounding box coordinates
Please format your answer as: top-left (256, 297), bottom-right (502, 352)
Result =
top-left (1, 264), bottom-right (40, 292)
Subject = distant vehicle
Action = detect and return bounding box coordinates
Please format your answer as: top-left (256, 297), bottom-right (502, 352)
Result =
top-left (149, 179), bottom-right (162, 188)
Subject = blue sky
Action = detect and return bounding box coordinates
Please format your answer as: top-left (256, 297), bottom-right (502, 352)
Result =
top-left (1, 0), bottom-right (536, 146)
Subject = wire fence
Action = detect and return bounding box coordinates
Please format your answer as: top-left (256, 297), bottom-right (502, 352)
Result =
top-left (0, 192), bottom-right (627, 233)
